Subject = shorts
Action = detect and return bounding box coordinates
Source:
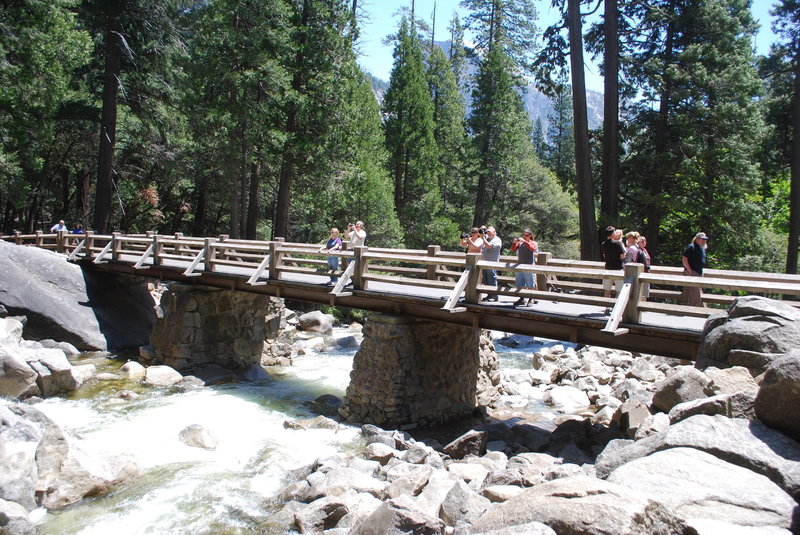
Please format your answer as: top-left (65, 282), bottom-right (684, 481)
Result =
top-left (515, 272), bottom-right (535, 288)
top-left (602, 278), bottom-right (619, 292)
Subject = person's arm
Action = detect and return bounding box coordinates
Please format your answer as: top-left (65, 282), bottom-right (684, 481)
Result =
top-left (510, 239), bottom-right (520, 252)
top-left (682, 255), bottom-right (693, 273)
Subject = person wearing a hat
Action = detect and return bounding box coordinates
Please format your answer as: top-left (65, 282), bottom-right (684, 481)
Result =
top-left (681, 232), bottom-right (709, 306)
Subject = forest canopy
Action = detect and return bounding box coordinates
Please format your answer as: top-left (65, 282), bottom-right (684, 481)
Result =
top-left (0, 0), bottom-right (798, 274)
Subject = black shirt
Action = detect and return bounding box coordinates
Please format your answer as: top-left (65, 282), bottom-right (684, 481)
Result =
top-left (601, 239), bottom-right (625, 270)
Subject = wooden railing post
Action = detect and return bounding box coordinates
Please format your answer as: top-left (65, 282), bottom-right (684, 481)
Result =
top-left (85, 231), bottom-right (95, 261)
top-left (35, 230), bottom-right (43, 248)
top-left (153, 235), bottom-right (163, 266)
top-left (465, 253), bottom-right (481, 304)
top-left (426, 245), bottom-right (441, 280)
top-left (173, 232), bottom-right (183, 254)
top-left (340, 241), bottom-right (350, 269)
top-left (111, 232), bottom-right (122, 261)
top-left (146, 230), bottom-right (154, 238)
top-left (218, 234), bottom-right (229, 261)
top-left (269, 238), bottom-right (285, 281)
top-left (536, 251), bottom-right (551, 291)
top-left (623, 263), bottom-right (643, 324)
top-left (203, 238), bottom-right (214, 272)
top-left (14, 231), bottom-right (21, 245)
top-left (56, 230), bottom-right (66, 253)
top-left (352, 246), bottom-right (368, 290)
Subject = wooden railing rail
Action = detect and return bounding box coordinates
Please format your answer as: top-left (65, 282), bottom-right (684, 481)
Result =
top-left (5, 232), bottom-right (800, 332)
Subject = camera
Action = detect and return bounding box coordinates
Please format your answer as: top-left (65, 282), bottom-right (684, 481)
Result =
top-left (478, 228), bottom-right (485, 234)
top-left (348, 223), bottom-right (354, 229)
top-left (461, 232), bottom-right (469, 239)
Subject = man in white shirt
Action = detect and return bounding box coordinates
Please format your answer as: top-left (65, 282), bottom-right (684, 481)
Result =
top-left (50, 220), bottom-right (67, 232)
top-left (345, 220), bottom-right (366, 246)
top-left (480, 226), bottom-right (502, 302)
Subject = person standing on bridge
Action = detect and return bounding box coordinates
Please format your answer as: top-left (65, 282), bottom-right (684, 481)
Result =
top-left (345, 221), bottom-right (366, 247)
top-left (637, 235), bottom-right (652, 301)
top-left (480, 226), bottom-right (502, 302)
top-left (319, 228), bottom-right (342, 285)
top-left (50, 220), bottom-right (67, 233)
top-left (461, 228), bottom-right (483, 254)
top-left (601, 226), bottom-right (625, 298)
top-left (511, 229), bottom-right (538, 307)
top-left (681, 232), bottom-right (709, 307)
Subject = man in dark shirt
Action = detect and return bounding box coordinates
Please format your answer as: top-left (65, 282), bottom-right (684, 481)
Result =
top-left (601, 226), bottom-right (626, 297)
top-left (681, 232), bottom-right (709, 306)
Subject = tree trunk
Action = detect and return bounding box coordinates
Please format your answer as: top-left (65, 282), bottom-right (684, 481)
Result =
top-left (567, 0), bottom-right (598, 260)
top-left (600, 0), bottom-right (619, 226)
top-left (93, 18), bottom-right (122, 233)
top-left (246, 161), bottom-right (260, 240)
top-left (228, 121), bottom-right (240, 238)
top-left (645, 9), bottom-right (676, 259)
top-left (787, 45), bottom-right (800, 273)
top-left (274, 0), bottom-right (310, 240)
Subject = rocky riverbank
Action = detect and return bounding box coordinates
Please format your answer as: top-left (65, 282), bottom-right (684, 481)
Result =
top-left (1, 296), bottom-right (800, 534)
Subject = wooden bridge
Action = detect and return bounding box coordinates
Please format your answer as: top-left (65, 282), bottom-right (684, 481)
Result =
top-left (6, 230), bottom-right (800, 360)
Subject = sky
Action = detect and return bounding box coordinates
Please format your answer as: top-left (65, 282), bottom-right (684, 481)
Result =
top-left (355, 0), bottom-right (781, 93)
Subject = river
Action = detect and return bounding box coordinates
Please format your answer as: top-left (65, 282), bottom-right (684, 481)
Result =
top-left (29, 328), bottom-right (559, 534)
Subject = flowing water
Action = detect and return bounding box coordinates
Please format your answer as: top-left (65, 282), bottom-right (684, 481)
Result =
top-left (28, 329), bottom-right (562, 534)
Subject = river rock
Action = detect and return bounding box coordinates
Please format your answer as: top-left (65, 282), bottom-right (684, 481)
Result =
top-left (696, 296), bottom-right (800, 374)
top-left (0, 445), bottom-right (37, 511)
top-left (283, 415), bottom-right (342, 431)
top-left (0, 348), bottom-right (37, 398)
top-left (439, 479), bottom-right (491, 525)
top-left (755, 352), bottom-right (800, 443)
top-left (121, 361), bottom-right (145, 380)
top-left (298, 311), bottom-right (334, 334)
top-left (607, 447), bottom-right (797, 530)
top-left (0, 497), bottom-right (35, 535)
top-left (668, 391), bottom-right (756, 424)
top-left (633, 412), bottom-right (670, 440)
top-left (469, 475), bottom-right (693, 535)
top-left (34, 423), bottom-right (139, 509)
top-left (543, 385), bottom-right (590, 412)
top-left (443, 430), bottom-right (487, 459)
top-left (594, 414), bottom-right (800, 501)
top-left (650, 366), bottom-right (710, 412)
top-left (178, 424), bottom-right (217, 450)
top-left (0, 240), bottom-right (155, 350)
top-left (364, 443), bottom-right (398, 465)
top-left (143, 365), bottom-right (183, 386)
top-left (472, 523), bottom-right (556, 535)
top-left (348, 494), bottom-right (445, 535)
top-left (703, 366), bottom-right (759, 394)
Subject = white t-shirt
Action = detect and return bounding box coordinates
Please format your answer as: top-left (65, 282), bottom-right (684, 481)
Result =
top-left (349, 229), bottom-right (366, 246)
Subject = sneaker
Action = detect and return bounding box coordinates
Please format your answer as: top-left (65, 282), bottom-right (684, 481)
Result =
top-left (514, 298), bottom-right (525, 307)
top-left (527, 299), bottom-right (538, 306)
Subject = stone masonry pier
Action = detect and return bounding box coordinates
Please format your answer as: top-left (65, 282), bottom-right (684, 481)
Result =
top-left (339, 315), bottom-right (500, 428)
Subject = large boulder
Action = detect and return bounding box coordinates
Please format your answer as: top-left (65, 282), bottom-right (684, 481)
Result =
top-left (650, 366), bottom-right (710, 413)
top-left (755, 351), bottom-right (800, 443)
top-left (297, 311), bottom-right (335, 334)
top-left (348, 495), bottom-right (445, 535)
top-left (607, 447), bottom-right (797, 531)
top-left (0, 498), bottom-right (35, 535)
top-left (0, 348), bottom-right (37, 399)
top-left (469, 475), bottom-right (693, 535)
top-left (696, 296), bottom-right (800, 374)
top-left (595, 415), bottom-right (800, 502)
top-left (35, 423), bottom-right (139, 509)
top-left (0, 240), bottom-right (155, 350)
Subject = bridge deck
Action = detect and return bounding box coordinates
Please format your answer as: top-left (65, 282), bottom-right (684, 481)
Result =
top-left (9, 230), bottom-right (798, 360)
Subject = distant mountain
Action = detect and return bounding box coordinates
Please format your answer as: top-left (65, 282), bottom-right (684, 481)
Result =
top-left (366, 41), bottom-right (603, 135)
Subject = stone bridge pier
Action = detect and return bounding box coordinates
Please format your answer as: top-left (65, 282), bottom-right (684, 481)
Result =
top-left (141, 283), bottom-right (278, 372)
top-left (338, 315), bottom-right (501, 428)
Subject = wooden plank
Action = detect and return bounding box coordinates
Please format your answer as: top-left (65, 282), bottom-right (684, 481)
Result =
top-left (363, 273), bottom-right (456, 290)
top-left (638, 302), bottom-right (717, 317)
top-left (602, 281), bottom-right (631, 334)
top-left (330, 261), bottom-right (356, 296)
top-left (182, 247), bottom-right (206, 277)
top-left (133, 243), bottom-right (155, 269)
top-left (442, 268), bottom-right (472, 313)
top-left (640, 273), bottom-right (800, 294)
top-left (247, 254), bottom-right (272, 286)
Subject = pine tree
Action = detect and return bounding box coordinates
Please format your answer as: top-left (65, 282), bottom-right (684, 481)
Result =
top-left (382, 16), bottom-right (445, 247)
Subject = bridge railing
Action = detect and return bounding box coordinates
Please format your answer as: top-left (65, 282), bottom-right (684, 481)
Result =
top-left (5, 232), bottom-right (800, 333)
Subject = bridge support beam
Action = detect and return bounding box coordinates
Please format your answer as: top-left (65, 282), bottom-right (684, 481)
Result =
top-left (141, 283), bottom-right (271, 372)
top-left (339, 315), bottom-right (500, 428)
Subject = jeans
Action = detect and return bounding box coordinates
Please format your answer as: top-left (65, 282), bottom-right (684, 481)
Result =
top-left (327, 256), bottom-right (340, 282)
top-left (482, 269), bottom-right (497, 287)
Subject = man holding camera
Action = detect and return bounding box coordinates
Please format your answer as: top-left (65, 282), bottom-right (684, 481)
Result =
top-left (480, 226), bottom-right (502, 302)
top-left (511, 229), bottom-right (538, 306)
top-left (344, 220), bottom-right (366, 246)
